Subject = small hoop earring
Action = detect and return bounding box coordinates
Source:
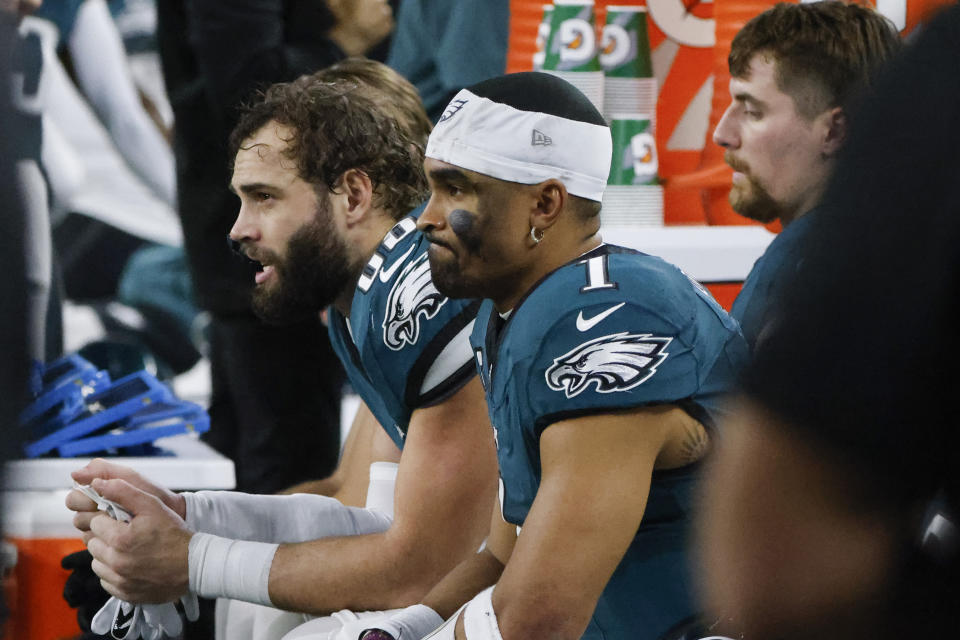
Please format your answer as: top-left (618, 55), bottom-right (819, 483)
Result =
top-left (530, 227), bottom-right (544, 245)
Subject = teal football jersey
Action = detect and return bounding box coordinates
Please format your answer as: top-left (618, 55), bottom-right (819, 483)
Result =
top-left (731, 209), bottom-right (818, 350)
top-left (471, 244), bottom-right (748, 640)
top-left (328, 216), bottom-right (481, 449)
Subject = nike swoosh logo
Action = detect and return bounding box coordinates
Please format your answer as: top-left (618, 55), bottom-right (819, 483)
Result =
top-left (379, 245), bottom-right (416, 282)
top-left (112, 603), bottom-right (136, 639)
top-left (576, 302), bottom-right (626, 332)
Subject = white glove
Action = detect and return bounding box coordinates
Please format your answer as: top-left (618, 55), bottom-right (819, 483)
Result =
top-left (333, 610), bottom-right (390, 640)
top-left (281, 609), bottom-right (404, 640)
top-left (79, 482), bottom-right (200, 639)
top-left (90, 597), bottom-right (145, 639)
top-left (89, 583), bottom-right (199, 639)
top-left (141, 593), bottom-right (201, 639)
top-left (74, 482), bottom-right (133, 523)
top-left (342, 605), bottom-right (443, 640)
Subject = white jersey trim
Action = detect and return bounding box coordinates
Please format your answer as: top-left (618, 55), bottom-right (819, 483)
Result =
top-left (420, 319), bottom-right (476, 395)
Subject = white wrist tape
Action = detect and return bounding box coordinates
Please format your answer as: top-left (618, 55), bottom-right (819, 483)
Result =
top-left (361, 603), bottom-right (444, 640)
top-left (462, 587), bottom-right (503, 640)
top-left (183, 490), bottom-right (392, 542)
top-left (188, 533), bottom-right (276, 606)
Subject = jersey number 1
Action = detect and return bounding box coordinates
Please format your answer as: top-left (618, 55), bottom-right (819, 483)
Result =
top-left (579, 255), bottom-right (616, 293)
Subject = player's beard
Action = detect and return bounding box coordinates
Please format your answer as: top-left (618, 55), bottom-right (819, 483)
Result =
top-left (427, 247), bottom-right (478, 300)
top-left (426, 231), bottom-right (516, 302)
top-left (726, 154), bottom-right (786, 224)
top-left (426, 203), bottom-right (517, 302)
top-left (251, 204), bottom-right (355, 325)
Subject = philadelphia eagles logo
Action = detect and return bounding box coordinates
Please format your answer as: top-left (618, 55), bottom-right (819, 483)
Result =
top-left (545, 332), bottom-right (671, 398)
top-left (438, 98), bottom-right (468, 123)
top-left (382, 253), bottom-right (448, 350)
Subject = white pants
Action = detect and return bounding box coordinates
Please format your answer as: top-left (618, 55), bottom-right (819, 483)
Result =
top-left (215, 599), bottom-right (313, 640)
top-left (215, 600), bottom-right (402, 640)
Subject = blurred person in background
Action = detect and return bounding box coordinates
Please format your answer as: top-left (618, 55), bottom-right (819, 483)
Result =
top-left (387, 0), bottom-right (508, 123)
top-left (16, 0), bottom-right (191, 380)
top-left (3, 0), bottom-right (40, 505)
top-left (33, 0), bottom-right (176, 208)
top-left (9, 0), bottom-right (59, 369)
top-left (697, 4), bottom-right (960, 638)
top-left (2, 3), bottom-right (37, 629)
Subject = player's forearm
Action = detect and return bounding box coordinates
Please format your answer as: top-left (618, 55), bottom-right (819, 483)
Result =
top-left (183, 491), bottom-right (391, 542)
top-left (268, 528), bottom-right (453, 614)
top-left (184, 494), bottom-right (395, 610)
top-left (188, 511), bottom-right (431, 614)
top-left (423, 547), bottom-right (504, 619)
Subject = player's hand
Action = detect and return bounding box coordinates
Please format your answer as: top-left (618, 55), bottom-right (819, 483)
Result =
top-left (68, 481), bottom-right (135, 533)
top-left (65, 485), bottom-right (101, 534)
top-left (85, 478), bottom-right (192, 603)
top-left (70, 458), bottom-right (187, 522)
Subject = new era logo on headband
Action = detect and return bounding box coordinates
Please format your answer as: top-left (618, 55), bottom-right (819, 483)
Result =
top-left (439, 99), bottom-right (468, 123)
top-left (531, 129), bottom-right (553, 146)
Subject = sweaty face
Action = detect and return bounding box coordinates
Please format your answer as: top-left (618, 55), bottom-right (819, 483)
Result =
top-left (229, 122), bottom-right (353, 324)
top-left (417, 158), bottom-right (527, 302)
top-left (713, 54), bottom-right (832, 224)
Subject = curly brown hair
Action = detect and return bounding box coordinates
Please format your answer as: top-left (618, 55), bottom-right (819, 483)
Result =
top-left (229, 74), bottom-right (429, 219)
top-left (314, 58), bottom-right (432, 148)
top-left (730, 1), bottom-right (900, 119)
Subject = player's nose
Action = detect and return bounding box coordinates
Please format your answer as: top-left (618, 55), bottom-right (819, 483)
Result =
top-left (229, 204), bottom-right (260, 243)
top-left (713, 104), bottom-right (740, 150)
top-left (417, 193), bottom-right (447, 234)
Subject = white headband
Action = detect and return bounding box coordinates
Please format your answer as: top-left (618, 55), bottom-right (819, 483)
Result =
top-left (426, 89), bottom-right (612, 202)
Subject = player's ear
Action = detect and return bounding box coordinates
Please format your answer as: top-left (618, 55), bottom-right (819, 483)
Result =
top-left (531, 179), bottom-right (567, 231)
top-left (338, 168), bottom-right (374, 223)
top-left (820, 106), bottom-right (846, 158)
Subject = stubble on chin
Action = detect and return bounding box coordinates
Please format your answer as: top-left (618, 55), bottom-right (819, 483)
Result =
top-left (729, 179), bottom-right (782, 224)
top-left (427, 252), bottom-right (471, 300)
top-left (249, 218), bottom-right (352, 324)
top-left (251, 278), bottom-right (303, 325)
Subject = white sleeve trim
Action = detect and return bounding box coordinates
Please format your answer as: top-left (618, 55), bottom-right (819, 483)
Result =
top-left (462, 586), bottom-right (504, 640)
top-left (422, 604), bottom-right (466, 640)
top-left (364, 461), bottom-right (399, 518)
top-left (420, 319), bottom-right (475, 394)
